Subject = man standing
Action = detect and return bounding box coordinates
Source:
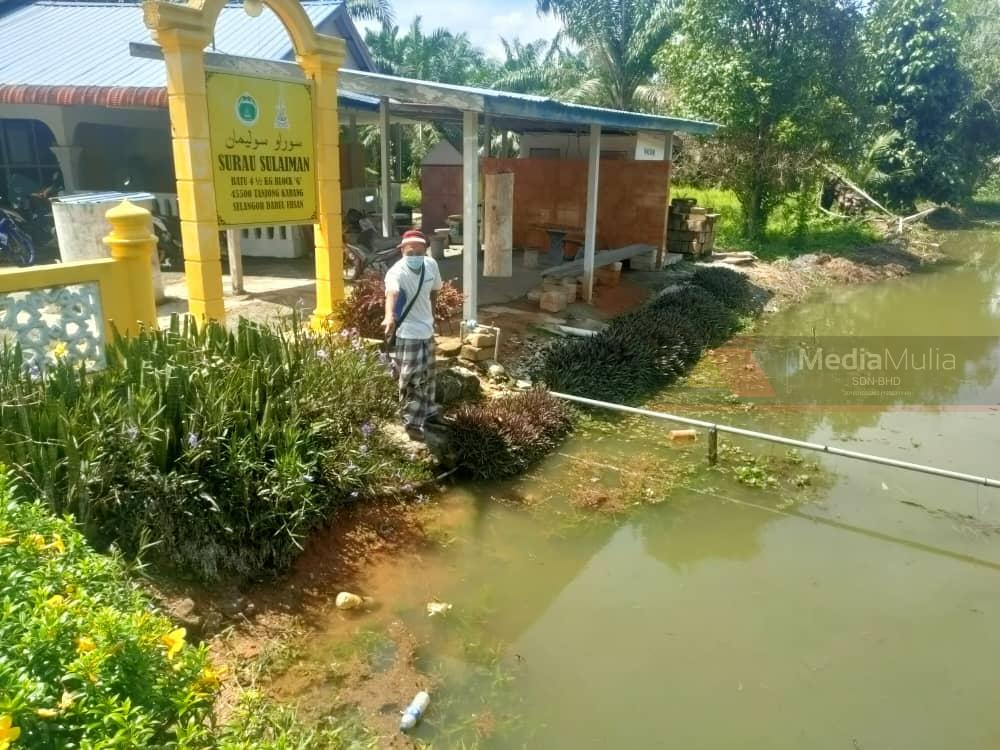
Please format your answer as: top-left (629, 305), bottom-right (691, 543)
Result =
top-left (383, 230), bottom-right (443, 441)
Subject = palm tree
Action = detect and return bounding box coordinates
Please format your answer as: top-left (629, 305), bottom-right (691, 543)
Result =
top-left (536, 0), bottom-right (675, 111)
top-left (344, 0), bottom-right (393, 27)
top-left (492, 35), bottom-right (596, 101)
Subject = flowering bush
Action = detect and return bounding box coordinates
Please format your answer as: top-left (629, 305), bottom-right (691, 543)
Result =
top-left (0, 473), bottom-right (213, 749)
top-left (336, 270), bottom-right (464, 339)
top-left (0, 317), bottom-right (428, 583)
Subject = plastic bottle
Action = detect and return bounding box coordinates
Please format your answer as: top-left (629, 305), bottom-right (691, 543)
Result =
top-left (400, 690), bottom-right (430, 731)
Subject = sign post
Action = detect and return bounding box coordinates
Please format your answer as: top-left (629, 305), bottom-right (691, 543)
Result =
top-left (144, 0), bottom-right (346, 328)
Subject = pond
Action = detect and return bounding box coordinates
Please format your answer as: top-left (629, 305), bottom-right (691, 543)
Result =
top-left (277, 226), bottom-right (1000, 748)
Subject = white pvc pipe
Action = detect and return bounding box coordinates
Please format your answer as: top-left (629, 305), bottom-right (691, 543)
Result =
top-left (551, 391), bottom-right (1000, 489)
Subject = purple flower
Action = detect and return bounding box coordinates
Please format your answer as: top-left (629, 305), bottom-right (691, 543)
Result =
top-left (26, 362), bottom-right (42, 380)
top-left (316, 348), bottom-right (329, 360)
top-left (359, 444), bottom-right (369, 455)
top-left (187, 432), bottom-right (200, 449)
top-left (361, 422), bottom-right (374, 439)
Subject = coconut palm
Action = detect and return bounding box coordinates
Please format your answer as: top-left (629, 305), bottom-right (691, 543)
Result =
top-left (492, 35), bottom-right (596, 102)
top-left (536, 0), bottom-right (675, 111)
top-left (344, 0), bottom-right (393, 26)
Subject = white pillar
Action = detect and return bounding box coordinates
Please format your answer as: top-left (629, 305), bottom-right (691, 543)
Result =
top-left (462, 110), bottom-right (480, 321)
top-left (225, 228), bottom-right (244, 295)
top-left (484, 115), bottom-right (493, 159)
top-left (379, 97), bottom-right (392, 238)
top-left (582, 123), bottom-right (601, 302)
top-left (658, 130), bottom-right (674, 269)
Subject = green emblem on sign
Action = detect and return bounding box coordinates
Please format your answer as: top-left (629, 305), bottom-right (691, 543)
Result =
top-left (235, 93), bottom-right (259, 126)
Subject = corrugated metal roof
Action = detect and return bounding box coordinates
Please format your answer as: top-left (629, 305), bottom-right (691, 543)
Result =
top-left (0, 1), bottom-right (347, 88)
top-left (338, 70), bottom-right (719, 136)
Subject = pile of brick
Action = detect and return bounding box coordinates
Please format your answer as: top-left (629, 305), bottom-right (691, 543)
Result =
top-left (667, 198), bottom-right (720, 257)
top-left (460, 328), bottom-right (497, 363)
top-left (525, 262), bottom-right (623, 312)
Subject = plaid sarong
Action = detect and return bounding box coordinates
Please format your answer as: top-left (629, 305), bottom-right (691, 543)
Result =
top-left (392, 337), bottom-right (437, 429)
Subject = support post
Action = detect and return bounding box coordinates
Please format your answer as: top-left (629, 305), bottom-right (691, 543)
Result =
top-left (379, 97), bottom-right (392, 238)
top-left (501, 130), bottom-right (509, 159)
top-left (658, 131), bottom-right (674, 269)
top-left (225, 228), bottom-right (244, 295)
top-left (462, 110), bottom-right (480, 321)
top-left (708, 426), bottom-right (718, 466)
top-left (582, 123), bottom-right (601, 302)
top-left (484, 115), bottom-right (493, 159)
top-left (298, 44), bottom-right (348, 331)
top-left (154, 25), bottom-right (225, 322)
top-left (103, 199), bottom-right (157, 336)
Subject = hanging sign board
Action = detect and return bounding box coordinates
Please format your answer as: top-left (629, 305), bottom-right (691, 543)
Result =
top-left (206, 71), bottom-right (316, 227)
top-left (634, 132), bottom-right (666, 161)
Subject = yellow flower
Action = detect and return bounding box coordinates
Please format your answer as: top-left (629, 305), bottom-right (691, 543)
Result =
top-left (76, 636), bottom-right (96, 653)
top-left (58, 692), bottom-right (76, 711)
top-left (52, 341), bottom-right (68, 360)
top-left (45, 535), bottom-right (65, 554)
top-left (45, 595), bottom-right (65, 609)
top-left (0, 537), bottom-right (15, 546)
top-left (193, 665), bottom-right (222, 692)
top-left (35, 708), bottom-right (58, 719)
top-left (27, 533), bottom-right (46, 550)
top-left (0, 714), bottom-right (20, 749)
top-left (161, 627), bottom-right (186, 660)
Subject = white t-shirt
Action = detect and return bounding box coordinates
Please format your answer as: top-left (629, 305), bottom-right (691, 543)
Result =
top-left (384, 256), bottom-right (443, 340)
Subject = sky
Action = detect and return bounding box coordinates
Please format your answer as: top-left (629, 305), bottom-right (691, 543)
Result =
top-left (358, 0), bottom-right (564, 60)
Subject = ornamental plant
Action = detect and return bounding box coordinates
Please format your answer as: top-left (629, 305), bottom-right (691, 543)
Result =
top-left (0, 317), bottom-right (427, 583)
top-left (525, 272), bottom-right (758, 403)
top-left (448, 390), bottom-right (575, 480)
top-left (336, 270), bottom-right (464, 339)
top-left (0, 472), bottom-right (213, 749)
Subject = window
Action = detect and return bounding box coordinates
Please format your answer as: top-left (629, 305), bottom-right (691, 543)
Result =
top-left (0, 119), bottom-right (59, 204)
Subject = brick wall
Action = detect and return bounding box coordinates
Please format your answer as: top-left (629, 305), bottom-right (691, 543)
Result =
top-left (482, 158), bottom-right (671, 251)
top-left (420, 164), bottom-right (463, 233)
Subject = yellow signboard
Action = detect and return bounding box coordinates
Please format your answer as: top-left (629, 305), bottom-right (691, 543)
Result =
top-left (206, 71), bottom-right (316, 227)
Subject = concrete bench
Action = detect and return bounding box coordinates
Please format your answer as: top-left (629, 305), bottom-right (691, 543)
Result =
top-left (539, 243), bottom-right (658, 279)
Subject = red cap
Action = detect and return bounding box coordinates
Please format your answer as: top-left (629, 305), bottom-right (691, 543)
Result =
top-left (399, 230), bottom-right (427, 247)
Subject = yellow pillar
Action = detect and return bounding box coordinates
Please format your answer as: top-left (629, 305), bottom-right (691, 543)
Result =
top-left (152, 20), bottom-right (226, 323)
top-left (103, 199), bottom-right (158, 336)
top-left (299, 47), bottom-right (346, 331)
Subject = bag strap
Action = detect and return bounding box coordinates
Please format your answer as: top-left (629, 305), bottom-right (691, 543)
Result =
top-left (395, 260), bottom-right (426, 328)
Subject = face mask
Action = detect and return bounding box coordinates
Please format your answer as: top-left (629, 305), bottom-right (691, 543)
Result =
top-left (405, 255), bottom-right (424, 271)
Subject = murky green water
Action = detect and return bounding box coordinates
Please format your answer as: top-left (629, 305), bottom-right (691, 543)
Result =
top-left (292, 227), bottom-right (1000, 748)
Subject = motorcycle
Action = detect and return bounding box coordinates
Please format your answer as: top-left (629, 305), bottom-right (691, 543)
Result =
top-left (343, 207), bottom-right (401, 280)
top-left (0, 203), bottom-right (36, 267)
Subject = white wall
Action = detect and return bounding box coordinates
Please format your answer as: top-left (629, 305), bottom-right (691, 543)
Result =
top-left (518, 132), bottom-right (639, 160)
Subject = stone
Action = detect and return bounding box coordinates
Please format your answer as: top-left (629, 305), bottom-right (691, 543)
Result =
top-left (436, 370), bottom-right (464, 404)
top-left (629, 252), bottom-right (658, 271)
top-left (523, 249), bottom-right (539, 268)
top-left (596, 267), bottom-right (621, 287)
top-left (488, 363), bottom-right (508, 380)
top-left (465, 332), bottom-right (496, 349)
top-left (527, 287), bottom-right (544, 302)
top-left (540, 290), bottom-right (568, 312)
top-left (461, 344), bottom-right (493, 362)
top-left (437, 337), bottom-right (463, 357)
top-left (515, 379), bottom-right (532, 390)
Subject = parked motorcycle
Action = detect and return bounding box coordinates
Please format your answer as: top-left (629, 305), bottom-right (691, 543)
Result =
top-left (343, 207), bottom-right (401, 280)
top-left (0, 202), bottom-right (36, 267)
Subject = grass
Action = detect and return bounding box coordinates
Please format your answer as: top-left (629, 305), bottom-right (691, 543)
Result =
top-left (964, 178), bottom-right (1000, 221)
top-left (671, 184), bottom-right (881, 260)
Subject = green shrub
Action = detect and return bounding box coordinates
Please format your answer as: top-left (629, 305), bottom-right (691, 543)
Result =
top-left (0, 317), bottom-right (427, 582)
top-left (0, 474), bottom-right (213, 749)
top-left (689, 266), bottom-right (762, 315)
top-left (449, 390), bottom-right (575, 479)
top-left (399, 181), bottom-right (422, 208)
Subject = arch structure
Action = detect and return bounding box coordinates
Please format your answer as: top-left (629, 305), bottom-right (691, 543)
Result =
top-left (143, 0), bottom-right (346, 326)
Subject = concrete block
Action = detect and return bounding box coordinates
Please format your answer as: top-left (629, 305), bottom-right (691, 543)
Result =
top-left (540, 291), bottom-right (568, 312)
top-left (663, 253), bottom-right (684, 266)
top-left (596, 267), bottom-right (621, 287)
top-left (461, 345), bottom-right (493, 362)
top-left (465, 332), bottom-right (496, 349)
top-left (523, 249), bottom-right (539, 268)
top-left (527, 287), bottom-right (544, 302)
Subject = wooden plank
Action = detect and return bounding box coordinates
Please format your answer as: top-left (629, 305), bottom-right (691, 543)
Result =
top-left (483, 172), bottom-right (514, 277)
top-left (540, 243), bottom-right (657, 278)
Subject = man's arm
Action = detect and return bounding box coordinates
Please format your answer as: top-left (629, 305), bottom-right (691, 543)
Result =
top-left (383, 289), bottom-right (399, 335)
